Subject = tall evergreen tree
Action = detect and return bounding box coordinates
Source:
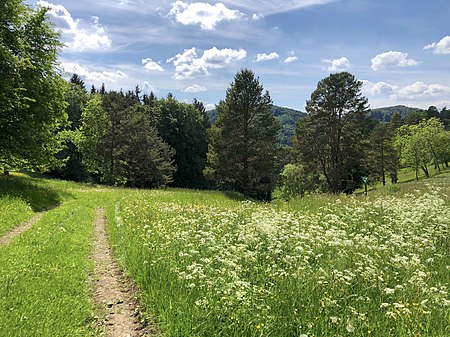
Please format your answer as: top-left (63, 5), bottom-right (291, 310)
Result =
top-left (294, 72), bottom-right (369, 193)
top-left (205, 69), bottom-right (280, 200)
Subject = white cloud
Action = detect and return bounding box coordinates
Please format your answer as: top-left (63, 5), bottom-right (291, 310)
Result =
top-left (321, 57), bottom-right (350, 72)
top-left (202, 47), bottom-right (247, 68)
top-left (424, 36), bottom-right (450, 55)
top-left (168, 1), bottom-right (244, 30)
top-left (142, 58), bottom-right (164, 72)
top-left (221, 0), bottom-right (335, 15)
top-left (60, 62), bottom-right (127, 82)
top-left (362, 80), bottom-right (398, 96)
top-left (205, 103), bottom-right (216, 110)
top-left (252, 13), bottom-right (264, 20)
top-left (167, 46), bottom-right (247, 79)
top-left (371, 51), bottom-right (417, 71)
top-left (255, 52), bottom-right (279, 62)
top-left (391, 81), bottom-right (450, 101)
top-left (284, 56), bottom-right (298, 63)
top-left (183, 84), bottom-right (207, 93)
top-left (38, 1), bottom-right (111, 52)
top-left (143, 81), bottom-right (158, 93)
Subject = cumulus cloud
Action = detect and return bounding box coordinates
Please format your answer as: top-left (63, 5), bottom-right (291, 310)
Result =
top-left (391, 81), bottom-right (450, 101)
top-left (424, 36), bottom-right (450, 55)
top-left (60, 62), bottom-right (127, 82)
top-left (284, 56), bottom-right (298, 63)
top-left (321, 57), bottom-right (350, 72)
top-left (37, 1), bottom-right (111, 52)
top-left (255, 52), bottom-right (279, 62)
top-left (183, 84), bottom-right (207, 93)
top-left (362, 80), bottom-right (398, 96)
top-left (371, 51), bottom-right (417, 71)
top-left (142, 58), bottom-right (164, 72)
top-left (167, 46), bottom-right (247, 79)
top-left (168, 1), bottom-right (243, 30)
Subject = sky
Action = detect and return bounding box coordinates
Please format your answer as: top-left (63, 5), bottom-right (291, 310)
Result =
top-left (28, 0), bottom-right (450, 111)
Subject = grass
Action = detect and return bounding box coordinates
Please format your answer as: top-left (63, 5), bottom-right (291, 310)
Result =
top-left (109, 173), bottom-right (450, 337)
top-left (0, 174), bottom-right (123, 337)
top-left (0, 171), bottom-right (449, 336)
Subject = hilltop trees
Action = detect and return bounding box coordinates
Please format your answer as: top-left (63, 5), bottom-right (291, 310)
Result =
top-left (0, 0), bottom-right (67, 172)
top-left (294, 72), bottom-right (369, 194)
top-left (205, 69), bottom-right (280, 200)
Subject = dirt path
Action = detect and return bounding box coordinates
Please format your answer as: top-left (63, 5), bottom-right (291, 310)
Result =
top-left (0, 213), bottom-right (44, 246)
top-left (91, 208), bottom-right (154, 337)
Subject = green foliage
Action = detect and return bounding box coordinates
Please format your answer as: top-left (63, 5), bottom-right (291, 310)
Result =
top-left (206, 69), bottom-right (280, 200)
top-left (0, 1), bottom-right (67, 171)
top-left (77, 93), bottom-right (176, 187)
top-left (395, 118), bottom-right (450, 180)
top-left (368, 105), bottom-right (422, 122)
top-left (208, 105), bottom-right (307, 145)
top-left (278, 163), bottom-right (320, 199)
top-left (154, 96), bottom-right (209, 188)
top-left (364, 122), bottom-right (399, 185)
top-left (295, 72), bottom-right (369, 194)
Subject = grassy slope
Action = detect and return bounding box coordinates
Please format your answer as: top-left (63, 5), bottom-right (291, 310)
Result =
top-left (110, 173), bottom-right (450, 337)
top-left (0, 174), bottom-right (124, 337)
top-left (0, 172), bottom-right (449, 336)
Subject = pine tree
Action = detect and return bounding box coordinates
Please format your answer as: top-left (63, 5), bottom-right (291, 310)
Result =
top-left (205, 69), bottom-right (280, 200)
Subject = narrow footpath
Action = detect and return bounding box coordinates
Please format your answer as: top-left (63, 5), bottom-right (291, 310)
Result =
top-left (91, 208), bottom-right (154, 337)
top-left (0, 213), bottom-right (43, 246)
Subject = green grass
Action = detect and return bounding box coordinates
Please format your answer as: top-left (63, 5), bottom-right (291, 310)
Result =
top-left (0, 172), bottom-right (449, 336)
top-left (0, 174), bottom-right (123, 337)
top-left (109, 173), bottom-right (450, 337)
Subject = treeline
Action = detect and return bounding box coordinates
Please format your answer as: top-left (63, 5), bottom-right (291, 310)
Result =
top-left (2, 0), bottom-right (450, 200)
top-left (280, 72), bottom-right (450, 199)
top-left (56, 76), bottom-right (210, 189)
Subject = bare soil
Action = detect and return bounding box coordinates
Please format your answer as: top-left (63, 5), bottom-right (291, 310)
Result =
top-left (0, 213), bottom-right (43, 246)
top-left (91, 208), bottom-right (156, 337)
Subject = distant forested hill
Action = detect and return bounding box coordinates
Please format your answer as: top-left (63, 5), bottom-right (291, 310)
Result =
top-left (368, 105), bottom-right (423, 122)
top-left (207, 105), bottom-right (307, 145)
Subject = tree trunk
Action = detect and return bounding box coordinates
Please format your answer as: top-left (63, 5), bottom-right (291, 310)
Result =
top-left (421, 165), bottom-right (429, 178)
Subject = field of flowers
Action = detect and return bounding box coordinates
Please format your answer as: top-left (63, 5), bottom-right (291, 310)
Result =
top-left (110, 177), bottom-right (450, 336)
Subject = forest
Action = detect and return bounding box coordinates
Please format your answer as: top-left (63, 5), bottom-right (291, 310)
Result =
top-left (1, 0), bottom-right (450, 201)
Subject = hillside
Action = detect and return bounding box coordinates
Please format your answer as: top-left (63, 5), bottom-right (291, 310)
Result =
top-left (207, 105), bottom-right (307, 145)
top-left (368, 105), bottom-right (422, 122)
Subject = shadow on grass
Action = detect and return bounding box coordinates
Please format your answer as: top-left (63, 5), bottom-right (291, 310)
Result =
top-left (0, 175), bottom-right (71, 211)
top-left (222, 190), bottom-right (246, 201)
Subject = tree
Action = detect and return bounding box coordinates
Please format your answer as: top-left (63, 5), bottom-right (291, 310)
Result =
top-left (205, 69), bottom-right (280, 200)
top-left (50, 74), bottom-right (89, 181)
top-left (76, 95), bottom-right (110, 180)
top-left (116, 104), bottom-right (175, 187)
top-left (154, 96), bottom-right (210, 188)
top-left (77, 94), bottom-right (176, 187)
top-left (0, 0), bottom-right (67, 171)
top-left (394, 118), bottom-right (448, 180)
top-left (294, 72), bottom-right (369, 193)
top-left (365, 122), bottom-right (399, 185)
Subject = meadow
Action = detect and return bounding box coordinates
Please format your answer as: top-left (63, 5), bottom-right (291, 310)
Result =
top-left (0, 172), bottom-right (449, 336)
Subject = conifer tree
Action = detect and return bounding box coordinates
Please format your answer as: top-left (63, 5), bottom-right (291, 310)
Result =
top-left (206, 69), bottom-right (280, 200)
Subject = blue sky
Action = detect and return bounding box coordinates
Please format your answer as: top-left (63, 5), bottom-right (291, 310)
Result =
top-left (30, 0), bottom-right (450, 111)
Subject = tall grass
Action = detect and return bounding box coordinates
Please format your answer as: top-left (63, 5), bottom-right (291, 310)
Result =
top-left (110, 175), bottom-right (450, 337)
